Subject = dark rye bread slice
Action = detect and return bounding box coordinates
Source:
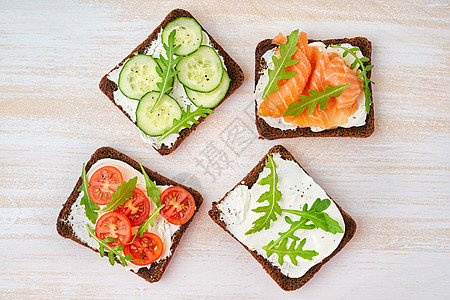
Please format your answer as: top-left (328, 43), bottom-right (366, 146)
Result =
top-left (56, 146), bottom-right (203, 283)
top-left (99, 9), bottom-right (244, 155)
top-left (255, 36), bottom-right (374, 139)
top-left (209, 145), bottom-right (356, 291)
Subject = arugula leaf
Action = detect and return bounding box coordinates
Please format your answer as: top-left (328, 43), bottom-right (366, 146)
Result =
top-left (262, 29), bottom-right (300, 99)
top-left (124, 205), bottom-right (165, 246)
top-left (78, 163), bottom-right (99, 224)
top-left (157, 106), bottom-right (214, 141)
top-left (151, 30), bottom-right (182, 113)
top-left (245, 155), bottom-right (282, 235)
top-left (263, 238), bottom-right (318, 266)
top-left (138, 162), bottom-right (161, 206)
top-left (86, 224), bottom-right (132, 266)
top-left (282, 208), bottom-right (344, 234)
top-left (263, 198), bottom-right (342, 265)
top-left (331, 44), bottom-right (375, 114)
top-left (283, 84), bottom-right (350, 117)
top-left (135, 204), bottom-right (165, 239)
top-left (310, 198), bottom-right (331, 212)
top-left (97, 177), bottom-right (137, 213)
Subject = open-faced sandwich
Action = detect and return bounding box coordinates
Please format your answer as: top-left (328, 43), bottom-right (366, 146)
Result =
top-left (255, 30), bottom-right (374, 139)
top-left (57, 147), bottom-right (203, 283)
top-left (209, 145), bottom-right (356, 291)
top-left (100, 9), bottom-right (244, 155)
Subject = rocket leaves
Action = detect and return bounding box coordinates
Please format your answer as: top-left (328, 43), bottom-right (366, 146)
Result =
top-left (97, 177), bottom-right (137, 213)
top-left (139, 162), bottom-right (161, 207)
top-left (244, 154), bottom-right (343, 266)
top-left (157, 106), bottom-right (214, 141)
top-left (134, 204), bottom-right (165, 239)
top-left (78, 163), bottom-right (99, 224)
top-left (331, 44), bottom-right (374, 114)
top-left (86, 224), bottom-right (132, 266)
top-left (245, 155), bottom-right (282, 235)
top-left (151, 30), bottom-right (182, 113)
top-left (264, 238), bottom-right (318, 266)
top-left (282, 209), bottom-right (344, 234)
top-left (283, 84), bottom-right (350, 117)
top-left (262, 29), bottom-right (300, 99)
top-left (262, 198), bottom-right (343, 266)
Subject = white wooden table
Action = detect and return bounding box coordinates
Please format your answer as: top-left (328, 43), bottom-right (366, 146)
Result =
top-left (1, 1), bottom-right (449, 299)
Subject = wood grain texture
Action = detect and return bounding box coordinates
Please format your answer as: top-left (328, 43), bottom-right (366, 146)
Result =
top-left (0, 0), bottom-right (449, 299)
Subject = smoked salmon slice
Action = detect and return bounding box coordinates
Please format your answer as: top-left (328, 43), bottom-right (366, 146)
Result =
top-left (258, 32), bottom-right (362, 130)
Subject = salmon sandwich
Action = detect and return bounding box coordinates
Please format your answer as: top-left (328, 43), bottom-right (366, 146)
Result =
top-left (255, 30), bottom-right (374, 139)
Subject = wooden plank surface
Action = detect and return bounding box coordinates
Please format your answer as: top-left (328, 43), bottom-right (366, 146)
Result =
top-left (1, 0), bottom-right (449, 299)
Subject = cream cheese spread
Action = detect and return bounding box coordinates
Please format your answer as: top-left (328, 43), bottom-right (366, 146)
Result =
top-left (217, 153), bottom-right (345, 278)
top-left (255, 43), bottom-right (366, 132)
top-left (107, 30), bottom-right (227, 148)
top-left (67, 158), bottom-right (180, 272)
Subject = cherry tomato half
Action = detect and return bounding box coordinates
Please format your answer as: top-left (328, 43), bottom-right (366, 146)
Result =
top-left (115, 188), bottom-right (150, 227)
top-left (159, 186), bottom-right (195, 225)
top-left (124, 232), bottom-right (163, 266)
top-left (88, 166), bottom-right (123, 205)
top-left (95, 211), bottom-right (132, 247)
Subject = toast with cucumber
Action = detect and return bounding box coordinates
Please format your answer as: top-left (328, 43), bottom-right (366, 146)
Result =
top-left (99, 9), bottom-right (244, 155)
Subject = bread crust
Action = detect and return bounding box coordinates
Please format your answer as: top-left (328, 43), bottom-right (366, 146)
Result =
top-left (56, 146), bottom-right (203, 283)
top-left (208, 145), bottom-right (356, 291)
top-left (254, 37), bottom-right (374, 139)
top-left (99, 9), bottom-right (244, 155)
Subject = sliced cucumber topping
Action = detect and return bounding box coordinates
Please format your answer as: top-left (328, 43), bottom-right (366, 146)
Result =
top-left (185, 71), bottom-right (230, 108)
top-left (177, 46), bottom-right (224, 93)
top-left (136, 92), bottom-right (182, 136)
top-left (155, 58), bottom-right (174, 93)
top-left (118, 55), bottom-right (163, 100)
top-left (162, 17), bottom-right (202, 56)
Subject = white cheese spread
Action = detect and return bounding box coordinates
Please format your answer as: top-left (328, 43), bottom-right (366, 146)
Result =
top-left (107, 30), bottom-right (227, 148)
top-left (67, 158), bottom-right (180, 272)
top-left (217, 153), bottom-right (345, 278)
top-left (255, 43), bottom-right (366, 132)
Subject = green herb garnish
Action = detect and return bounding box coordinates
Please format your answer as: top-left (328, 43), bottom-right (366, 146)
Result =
top-left (330, 44), bottom-right (374, 113)
top-left (139, 162), bottom-right (161, 207)
top-left (121, 205), bottom-right (164, 248)
top-left (264, 237), bottom-right (318, 266)
top-left (78, 163), bottom-right (99, 224)
top-left (97, 177), bottom-right (137, 213)
top-left (262, 198), bottom-right (343, 265)
top-left (245, 155), bottom-right (282, 235)
top-left (86, 224), bottom-right (132, 266)
top-left (134, 205), bottom-right (165, 239)
top-left (262, 29), bottom-right (300, 99)
top-left (151, 30), bottom-right (182, 113)
top-left (157, 106), bottom-right (214, 141)
top-left (283, 84), bottom-right (350, 117)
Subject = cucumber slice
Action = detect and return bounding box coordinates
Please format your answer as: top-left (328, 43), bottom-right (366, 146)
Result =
top-left (136, 92), bottom-right (182, 136)
top-left (176, 46), bottom-right (224, 93)
top-left (118, 55), bottom-right (163, 100)
top-left (162, 17), bottom-right (202, 56)
top-left (185, 71), bottom-right (230, 108)
top-left (155, 58), bottom-right (174, 93)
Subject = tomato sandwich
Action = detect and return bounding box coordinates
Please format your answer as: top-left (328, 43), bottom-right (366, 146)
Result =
top-left (57, 147), bottom-right (202, 283)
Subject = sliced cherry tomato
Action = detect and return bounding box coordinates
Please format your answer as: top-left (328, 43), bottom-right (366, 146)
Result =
top-left (159, 186), bottom-right (195, 225)
top-left (95, 211), bottom-right (132, 246)
top-left (124, 232), bottom-right (163, 266)
top-left (115, 188), bottom-right (150, 227)
top-left (88, 166), bottom-right (123, 205)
